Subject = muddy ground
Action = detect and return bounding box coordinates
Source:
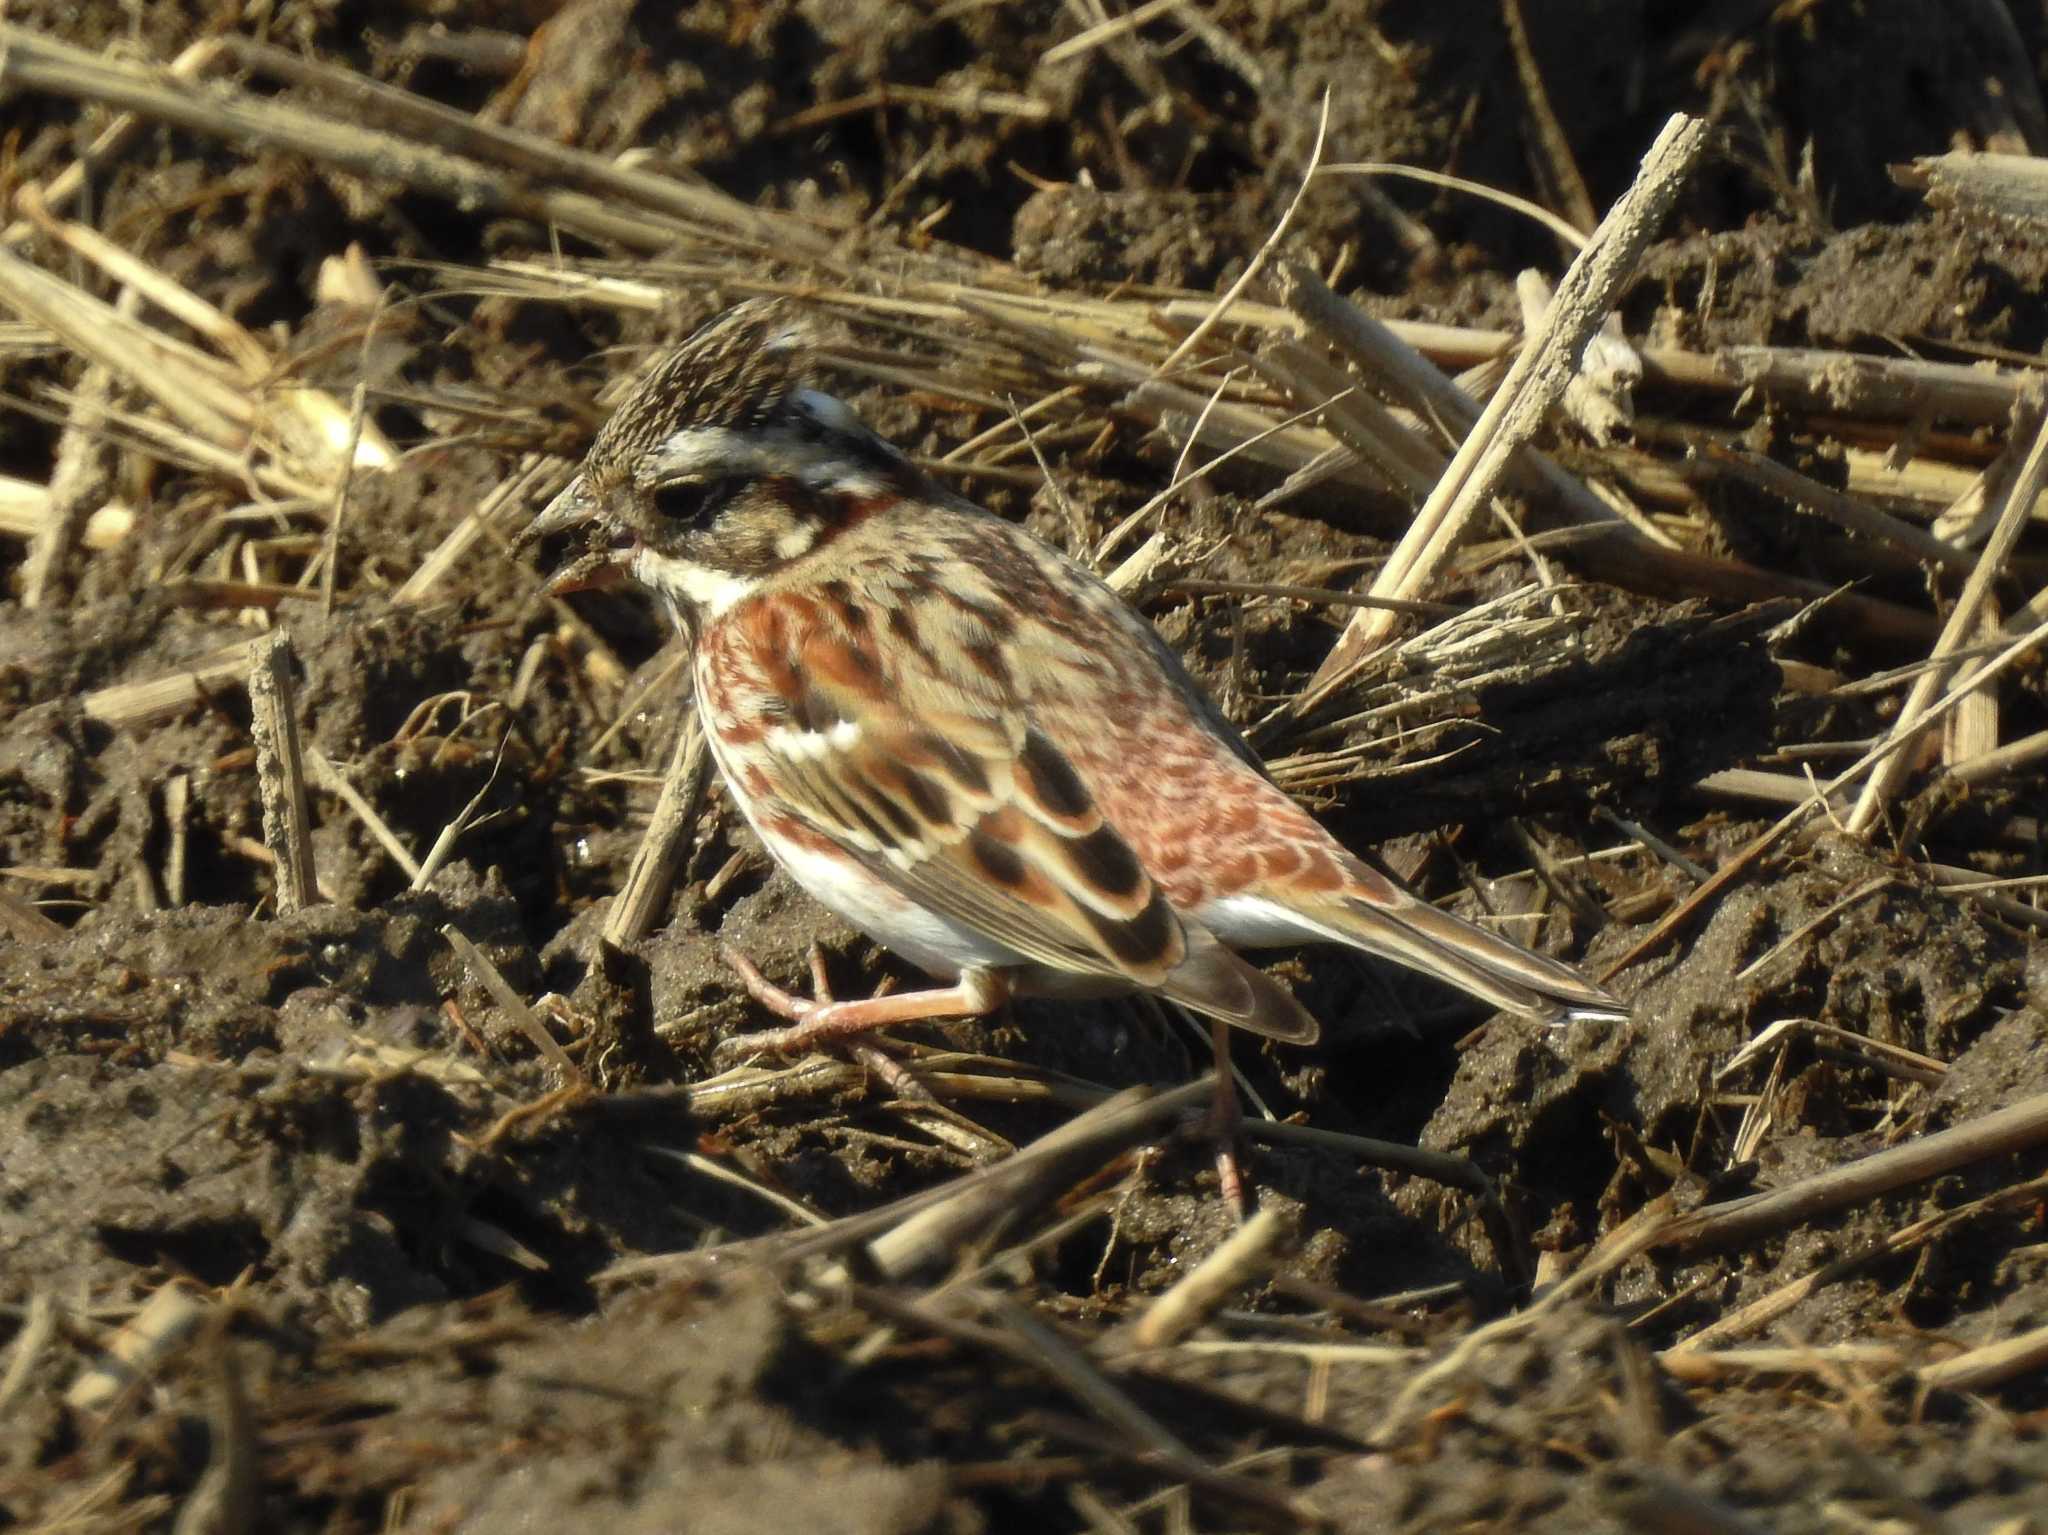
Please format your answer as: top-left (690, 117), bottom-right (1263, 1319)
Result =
top-left (3, 2), bottom-right (2047, 1531)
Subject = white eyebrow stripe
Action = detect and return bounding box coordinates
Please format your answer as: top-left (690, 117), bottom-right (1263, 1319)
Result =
top-left (643, 417), bottom-right (897, 508)
top-left (642, 426), bottom-right (762, 483)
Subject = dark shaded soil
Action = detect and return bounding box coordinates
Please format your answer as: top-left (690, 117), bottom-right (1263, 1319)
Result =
top-left (3, 2), bottom-right (2047, 1531)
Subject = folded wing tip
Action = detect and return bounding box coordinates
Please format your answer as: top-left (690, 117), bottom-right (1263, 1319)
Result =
top-left (1163, 927), bottom-right (1322, 1044)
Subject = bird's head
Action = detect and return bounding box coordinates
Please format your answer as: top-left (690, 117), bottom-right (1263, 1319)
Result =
top-left (525, 300), bottom-right (909, 625)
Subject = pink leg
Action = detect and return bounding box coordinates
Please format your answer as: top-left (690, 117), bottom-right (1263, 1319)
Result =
top-left (716, 944), bottom-right (1010, 1060)
top-left (793, 945), bottom-right (933, 1100)
top-left (1207, 1018), bottom-right (1250, 1219)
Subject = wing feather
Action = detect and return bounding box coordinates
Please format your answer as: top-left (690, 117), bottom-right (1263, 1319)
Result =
top-left (751, 715), bottom-right (1318, 1041)
top-left (761, 714), bottom-right (1179, 975)
top-left (709, 520), bottom-right (1325, 1042)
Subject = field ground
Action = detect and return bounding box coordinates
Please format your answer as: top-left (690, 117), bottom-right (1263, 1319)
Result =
top-left (2, 3), bottom-right (2046, 1530)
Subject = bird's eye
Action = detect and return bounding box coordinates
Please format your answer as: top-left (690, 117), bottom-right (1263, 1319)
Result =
top-left (650, 476), bottom-right (737, 527)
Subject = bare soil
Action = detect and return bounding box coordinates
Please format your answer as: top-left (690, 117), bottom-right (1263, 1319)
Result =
top-left (3, 2), bottom-right (2046, 1531)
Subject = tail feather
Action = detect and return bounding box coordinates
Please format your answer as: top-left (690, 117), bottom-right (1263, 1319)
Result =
top-left (1206, 877), bottom-right (1623, 1023)
top-left (1158, 880), bottom-right (1623, 1041)
top-left (1348, 892), bottom-right (1626, 1022)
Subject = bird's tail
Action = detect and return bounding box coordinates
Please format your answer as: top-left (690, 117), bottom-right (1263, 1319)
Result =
top-left (1301, 882), bottom-right (1626, 1024)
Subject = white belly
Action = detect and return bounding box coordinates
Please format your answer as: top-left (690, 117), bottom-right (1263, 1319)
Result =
top-left (756, 824), bottom-right (1019, 976)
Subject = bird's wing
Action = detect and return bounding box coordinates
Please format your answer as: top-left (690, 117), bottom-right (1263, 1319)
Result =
top-left (715, 589), bottom-right (1317, 1043)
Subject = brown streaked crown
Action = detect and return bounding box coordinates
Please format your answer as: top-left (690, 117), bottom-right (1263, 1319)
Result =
top-left (579, 298), bottom-right (815, 498)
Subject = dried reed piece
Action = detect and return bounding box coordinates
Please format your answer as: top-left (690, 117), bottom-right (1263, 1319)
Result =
top-left (1949, 723), bottom-right (2048, 786)
top-left (1, 36), bottom-right (246, 255)
top-left (1276, 265), bottom-right (1954, 645)
top-left (1689, 768), bottom-right (1852, 814)
top-left (164, 769), bottom-right (189, 907)
top-left (866, 1079), bottom-right (1210, 1279)
top-left (247, 630), bottom-right (319, 915)
top-left (80, 644), bottom-right (254, 730)
top-left (65, 1280), bottom-right (209, 1413)
top-left (602, 718), bottom-right (709, 949)
top-left (1845, 399), bottom-right (2048, 834)
top-left (1895, 147), bottom-right (2048, 226)
top-left (1700, 445), bottom-right (1979, 576)
top-left (15, 183), bottom-right (272, 376)
top-left (233, 35), bottom-right (833, 256)
top-left (22, 343), bottom-right (116, 609)
top-left (0, 244), bottom-right (246, 449)
top-left (1280, 263), bottom-right (1630, 541)
top-left (1655, 1090), bottom-right (2048, 1252)
top-left (1185, 298), bottom-right (2041, 430)
top-left (0, 475), bottom-right (50, 539)
top-left (0, 184), bottom-right (392, 483)
top-left (1248, 341), bottom-right (1444, 499)
top-left (1916, 1319), bottom-right (2048, 1394)
top-left (1307, 113), bottom-right (1709, 692)
top-left (0, 24), bottom-right (829, 262)
top-left (1943, 603), bottom-right (2001, 771)
top-left (1654, 1342), bottom-right (1909, 1386)
top-left (1128, 1206), bottom-right (1286, 1350)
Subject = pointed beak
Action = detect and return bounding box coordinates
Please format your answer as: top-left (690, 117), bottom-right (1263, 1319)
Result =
top-left (518, 473), bottom-right (638, 595)
top-left (538, 547), bottom-right (635, 594)
top-left (517, 474), bottom-right (601, 550)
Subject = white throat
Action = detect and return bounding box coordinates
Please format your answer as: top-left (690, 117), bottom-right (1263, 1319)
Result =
top-left (632, 547), bottom-right (758, 617)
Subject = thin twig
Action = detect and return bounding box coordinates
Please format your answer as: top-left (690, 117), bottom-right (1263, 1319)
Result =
top-left (603, 717), bottom-right (710, 948)
top-left (1654, 1091), bottom-right (2048, 1252)
top-left (442, 924), bottom-right (585, 1087)
top-left (1129, 1207), bottom-right (1288, 1350)
top-left (246, 630), bottom-right (319, 915)
top-left (1154, 90), bottom-right (1330, 376)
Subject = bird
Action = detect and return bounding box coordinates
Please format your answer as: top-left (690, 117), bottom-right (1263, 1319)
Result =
top-left (526, 299), bottom-right (1625, 1057)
